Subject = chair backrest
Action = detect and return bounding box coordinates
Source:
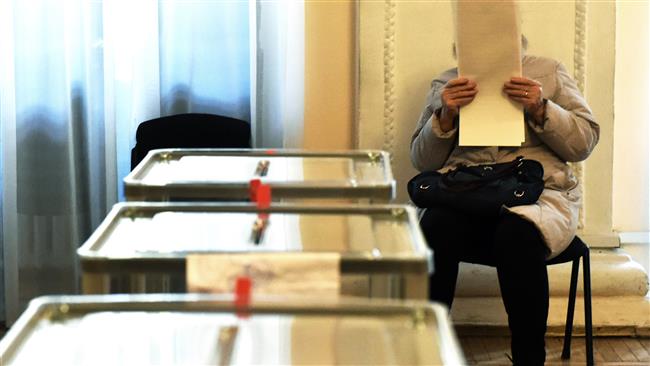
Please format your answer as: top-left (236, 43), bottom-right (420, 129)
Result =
top-left (131, 113), bottom-right (251, 170)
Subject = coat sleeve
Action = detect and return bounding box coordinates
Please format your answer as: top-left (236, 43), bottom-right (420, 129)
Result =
top-left (410, 79), bottom-right (458, 172)
top-left (528, 62), bottom-right (600, 162)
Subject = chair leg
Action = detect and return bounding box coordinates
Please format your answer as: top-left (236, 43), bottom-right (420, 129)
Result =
top-left (561, 258), bottom-right (580, 360)
top-left (583, 249), bottom-right (594, 366)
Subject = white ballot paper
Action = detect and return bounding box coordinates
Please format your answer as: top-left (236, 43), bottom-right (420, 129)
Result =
top-left (455, 0), bottom-right (524, 146)
top-left (186, 253), bottom-right (341, 297)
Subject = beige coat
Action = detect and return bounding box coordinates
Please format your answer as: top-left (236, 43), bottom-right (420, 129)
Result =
top-left (410, 55), bottom-right (600, 258)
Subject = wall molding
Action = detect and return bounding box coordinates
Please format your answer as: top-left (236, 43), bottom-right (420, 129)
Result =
top-left (573, 0), bottom-right (587, 229)
top-left (382, 0), bottom-right (396, 164)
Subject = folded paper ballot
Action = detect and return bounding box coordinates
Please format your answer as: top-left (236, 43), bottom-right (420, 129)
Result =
top-left (187, 252), bottom-right (341, 297)
top-left (455, 0), bottom-right (524, 146)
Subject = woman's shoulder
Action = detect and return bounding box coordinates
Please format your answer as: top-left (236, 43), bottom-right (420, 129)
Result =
top-left (523, 55), bottom-right (562, 77)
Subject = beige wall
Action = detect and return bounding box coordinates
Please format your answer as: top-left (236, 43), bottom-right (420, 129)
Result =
top-left (303, 0), bottom-right (355, 150)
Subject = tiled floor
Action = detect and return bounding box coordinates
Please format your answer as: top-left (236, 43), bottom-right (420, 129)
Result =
top-left (460, 336), bottom-right (650, 365)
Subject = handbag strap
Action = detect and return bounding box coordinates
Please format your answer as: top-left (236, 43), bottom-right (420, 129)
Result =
top-left (441, 156), bottom-right (524, 192)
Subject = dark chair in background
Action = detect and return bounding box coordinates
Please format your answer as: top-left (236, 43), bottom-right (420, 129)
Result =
top-left (546, 236), bottom-right (593, 366)
top-left (130, 113), bottom-right (251, 170)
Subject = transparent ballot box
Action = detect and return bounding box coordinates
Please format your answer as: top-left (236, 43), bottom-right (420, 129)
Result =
top-left (124, 149), bottom-right (395, 202)
top-left (0, 295), bottom-right (465, 365)
top-left (77, 202), bottom-right (432, 299)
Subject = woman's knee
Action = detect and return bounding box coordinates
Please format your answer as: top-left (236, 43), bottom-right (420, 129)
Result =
top-left (493, 214), bottom-right (548, 260)
top-left (419, 206), bottom-right (465, 250)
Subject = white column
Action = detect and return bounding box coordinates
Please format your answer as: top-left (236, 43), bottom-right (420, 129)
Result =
top-left (581, 1), bottom-right (618, 247)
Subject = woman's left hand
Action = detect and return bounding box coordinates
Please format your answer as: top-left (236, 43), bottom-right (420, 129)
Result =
top-left (503, 77), bottom-right (545, 122)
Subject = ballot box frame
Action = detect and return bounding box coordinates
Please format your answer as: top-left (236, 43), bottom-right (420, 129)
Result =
top-left (123, 148), bottom-right (396, 202)
top-left (0, 294), bottom-right (465, 365)
top-left (77, 202), bottom-right (432, 300)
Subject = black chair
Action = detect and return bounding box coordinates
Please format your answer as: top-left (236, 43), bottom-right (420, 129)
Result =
top-left (545, 236), bottom-right (593, 366)
top-left (131, 113), bottom-right (251, 170)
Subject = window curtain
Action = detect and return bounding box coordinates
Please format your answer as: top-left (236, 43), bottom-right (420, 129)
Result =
top-left (0, 0), bottom-right (304, 323)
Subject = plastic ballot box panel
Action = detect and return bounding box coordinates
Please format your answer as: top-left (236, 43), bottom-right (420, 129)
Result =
top-left (124, 149), bottom-right (396, 202)
top-left (0, 295), bottom-right (465, 366)
top-left (77, 203), bottom-right (431, 299)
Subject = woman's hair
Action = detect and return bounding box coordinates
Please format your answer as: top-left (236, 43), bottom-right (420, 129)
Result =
top-left (452, 34), bottom-right (528, 59)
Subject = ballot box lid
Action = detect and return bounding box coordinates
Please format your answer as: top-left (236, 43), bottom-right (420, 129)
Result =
top-left (0, 294), bottom-right (465, 365)
top-left (123, 149), bottom-right (396, 201)
top-left (77, 202), bottom-right (432, 275)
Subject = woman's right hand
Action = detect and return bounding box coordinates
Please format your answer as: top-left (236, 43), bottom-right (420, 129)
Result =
top-left (439, 78), bottom-right (478, 132)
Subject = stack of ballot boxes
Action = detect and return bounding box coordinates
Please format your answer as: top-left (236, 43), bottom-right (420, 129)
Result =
top-left (82, 148), bottom-right (432, 300)
top-left (1, 148), bottom-right (466, 365)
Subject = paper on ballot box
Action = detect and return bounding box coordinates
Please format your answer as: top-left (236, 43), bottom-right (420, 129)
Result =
top-left (187, 253), bottom-right (341, 297)
top-left (455, 0), bottom-right (524, 146)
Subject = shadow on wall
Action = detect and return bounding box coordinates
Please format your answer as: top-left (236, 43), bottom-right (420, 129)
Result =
top-left (161, 83), bottom-right (251, 122)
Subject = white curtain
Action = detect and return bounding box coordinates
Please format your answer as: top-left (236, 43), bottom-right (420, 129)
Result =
top-left (0, 0), bottom-right (304, 323)
top-left (254, 1), bottom-right (305, 148)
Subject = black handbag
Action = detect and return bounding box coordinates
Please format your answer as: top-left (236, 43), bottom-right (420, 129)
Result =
top-left (407, 156), bottom-right (544, 216)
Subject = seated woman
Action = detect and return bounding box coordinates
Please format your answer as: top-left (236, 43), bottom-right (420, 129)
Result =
top-left (410, 41), bottom-right (600, 365)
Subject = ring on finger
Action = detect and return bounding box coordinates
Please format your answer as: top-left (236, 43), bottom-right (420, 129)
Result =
top-left (524, 90), bottom-right (529, 97)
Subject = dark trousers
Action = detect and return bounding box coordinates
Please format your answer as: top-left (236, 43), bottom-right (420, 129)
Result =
top-left (420, 206), bottom-right (549, 366)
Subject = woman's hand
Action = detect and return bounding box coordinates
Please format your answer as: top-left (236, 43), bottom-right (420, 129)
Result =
top-left (503, 77), bottom-right (545, 124)
top-left (439, 78), bottom-right (478, 132)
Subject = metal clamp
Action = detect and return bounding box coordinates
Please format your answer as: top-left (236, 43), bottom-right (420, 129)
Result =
top-left (254, 160), bottom-right (270, 177)
top-left (250, 216), bottom-right (269, 245)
